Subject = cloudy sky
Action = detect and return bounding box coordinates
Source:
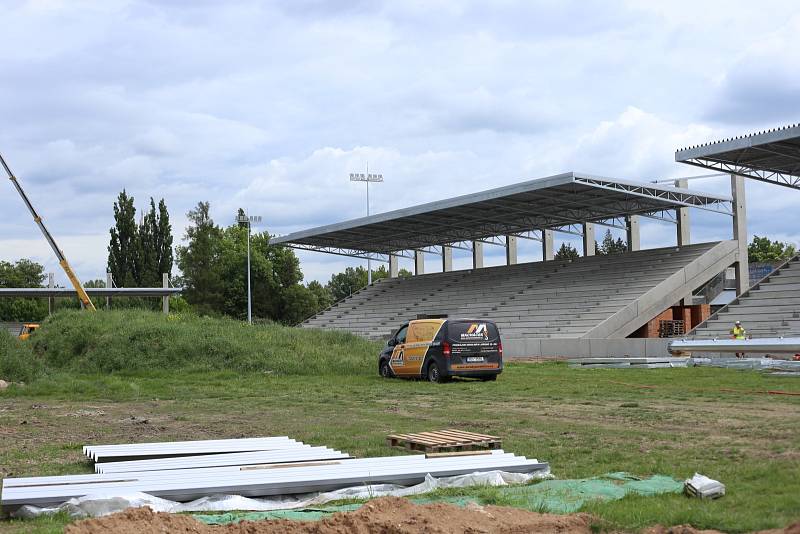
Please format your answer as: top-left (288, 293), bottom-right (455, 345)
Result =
top-left (1, 0), bottom-right (799, 285)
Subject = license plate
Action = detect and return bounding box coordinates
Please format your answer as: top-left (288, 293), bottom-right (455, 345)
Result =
top-left (466, 357), bottom-right (484, 362)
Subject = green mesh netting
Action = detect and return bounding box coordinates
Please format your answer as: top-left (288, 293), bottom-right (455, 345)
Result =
top-left (191, 473), bottom-right (683, 525)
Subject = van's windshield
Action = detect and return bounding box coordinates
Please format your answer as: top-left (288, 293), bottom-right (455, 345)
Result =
top-left (447, 321), bottom-right (499, 342)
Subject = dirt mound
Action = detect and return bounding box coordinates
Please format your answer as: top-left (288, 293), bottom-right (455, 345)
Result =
top-left (65, 496), bottom-right (596, 534)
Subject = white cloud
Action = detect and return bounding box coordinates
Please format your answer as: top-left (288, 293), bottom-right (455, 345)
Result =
top-left (1, 0), bottom-right (798, 287)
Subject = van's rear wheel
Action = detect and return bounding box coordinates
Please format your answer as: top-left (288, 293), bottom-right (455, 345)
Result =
top-left (379, 360), bottom-right (393, 378)
top-left (426, 362), bottom-right (447, 383)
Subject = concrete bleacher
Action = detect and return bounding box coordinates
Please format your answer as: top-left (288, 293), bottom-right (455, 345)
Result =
top-left (690, 254), bottom-right (800, 338)
top-left (0, 322), bottom-right (23, 337)
top-left (302, 241), bottom-right (738, 352)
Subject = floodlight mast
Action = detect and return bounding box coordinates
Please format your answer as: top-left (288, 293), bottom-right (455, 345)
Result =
top-left (349, 165), bottom-right (383, 284)
top-left (237, 212), bottom-right (262, 325)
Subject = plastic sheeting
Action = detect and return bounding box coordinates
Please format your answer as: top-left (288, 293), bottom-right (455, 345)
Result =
top-left (13, 469), bottom-right (550, 519)
top-left (495, 472), bottom-right (684, 514)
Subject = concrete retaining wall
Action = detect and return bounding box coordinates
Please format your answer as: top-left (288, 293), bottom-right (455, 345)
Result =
top-left (504, 337), bottom-right (672, 359)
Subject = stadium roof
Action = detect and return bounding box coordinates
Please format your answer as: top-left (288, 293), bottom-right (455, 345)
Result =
top-left (676, 124), bottom-right (800, 190)
top-left (273, 172), bottom-right (732, 260)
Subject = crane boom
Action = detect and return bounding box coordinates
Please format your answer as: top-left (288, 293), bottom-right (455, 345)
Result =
top-left (1, 152), bottom-right (96, 311)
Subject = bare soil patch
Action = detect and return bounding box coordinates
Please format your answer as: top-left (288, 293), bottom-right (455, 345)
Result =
top-left (66, 497), bottom-right (596, 534)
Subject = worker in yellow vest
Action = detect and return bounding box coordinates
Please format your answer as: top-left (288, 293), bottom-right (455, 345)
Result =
top-left (730, 320), bottom-right (746, 358)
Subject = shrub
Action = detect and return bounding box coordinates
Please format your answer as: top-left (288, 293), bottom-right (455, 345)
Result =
top-left (0, 329), bottom-right (43, 383)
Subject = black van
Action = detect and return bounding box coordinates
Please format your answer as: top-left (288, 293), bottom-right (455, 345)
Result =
top-left (378, 318), bottom-right (503, 383)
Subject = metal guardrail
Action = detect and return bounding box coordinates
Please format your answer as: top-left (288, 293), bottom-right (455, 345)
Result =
top-left (669, 338), bottom-right (800, 354)
top-left (690, 253), bottom-right (799, 333)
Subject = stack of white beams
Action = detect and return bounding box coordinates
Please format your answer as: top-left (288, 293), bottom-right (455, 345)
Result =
top-left (85, 436), bottom-right (304, 462)
top-left (1, 438), bottom-right (549, 513)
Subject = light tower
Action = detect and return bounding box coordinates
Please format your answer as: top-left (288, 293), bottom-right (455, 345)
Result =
top-left (349, 165), bottom-right (383, 284)
top-left (237, 212), bottom-right (262, 325)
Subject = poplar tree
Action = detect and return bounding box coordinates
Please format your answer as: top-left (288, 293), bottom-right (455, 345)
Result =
top-left (108, 190), bottom-right (139, 288)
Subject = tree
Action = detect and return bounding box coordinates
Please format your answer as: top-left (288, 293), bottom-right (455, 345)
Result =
top-left (156, 199), bottom-right (174, 281)
top-left (555, 242), bottom-right (580, 260)
top-left (108, 190), bottom-right (139, 288)
top-left (326, 266), bottom-right (370, 301)
top-left (137, 198), bottom-right (173, 286)
top-left (0, 259), bottom-right (48, 321)
top-left (176, 203), bottom-right (314, 323)
top-left (748, 235), bottom-right (797, 263)
top-left (307, 280), bottom-right (333, 312)
top-left (281, 284), bottom-right (318, 325)
top-left (596, 230), bottom-right (627, 255)
top-left (176, 202), bottom-right (225, 315)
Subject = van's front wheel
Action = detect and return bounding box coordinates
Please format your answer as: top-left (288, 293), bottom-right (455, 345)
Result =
top-left (426, 362), bottom-right (447, 383)
top-left (379, 360), bottom-right (393, 378)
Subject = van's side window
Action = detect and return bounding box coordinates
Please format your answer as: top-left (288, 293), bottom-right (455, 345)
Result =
top-left (395, 325), bottom-right (408, 344)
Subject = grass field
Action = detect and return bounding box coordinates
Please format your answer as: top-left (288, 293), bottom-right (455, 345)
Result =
top-left (1, 312), bottom-right (799, 532)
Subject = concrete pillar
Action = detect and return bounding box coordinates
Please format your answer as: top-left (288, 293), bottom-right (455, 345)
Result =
top-left (675, 179), bottom-right (691, 247)
top-left (675, 178), bottom-right (692, 306)
top-left (388, 254), bottom-right (399, 278)
top-left (472, 241), bottom-right (484, 269)
top-left (442, 246), bottom-right (453, 272)
top-left (162, 273), bottom-right (170, 314)
top-left (48, 273), bottom-right (54, 315)
top-left (414, 251), bottom-right (425, 275)
top-left (106, 271), bottom-right (113, 310)
top-left (582, 223), bottom-right (596, 257)
top-left (542, 230), bottom-right (554, 261)
top-left (505, 236), bottom-right (518, 265)
top-left (626, 215), bottom-right (641, 252)
top-left (731, 174), bottom-right (749, 295)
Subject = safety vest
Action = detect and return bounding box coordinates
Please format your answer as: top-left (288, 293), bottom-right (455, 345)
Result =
top-left (731, 326), bottom-right (746, 340)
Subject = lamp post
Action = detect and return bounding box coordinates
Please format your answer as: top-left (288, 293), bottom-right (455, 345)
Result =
top-left (349, 166), bottom-right (383, 284)
top-left (237, 213), bottom-right (262, 325)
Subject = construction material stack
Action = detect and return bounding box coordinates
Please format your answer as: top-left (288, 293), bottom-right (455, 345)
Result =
top-left (1, 436), bottom-right (549, 514)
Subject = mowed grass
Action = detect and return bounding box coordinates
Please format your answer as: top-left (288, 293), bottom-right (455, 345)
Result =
top-left (1, 313), bottom-right (799, 532)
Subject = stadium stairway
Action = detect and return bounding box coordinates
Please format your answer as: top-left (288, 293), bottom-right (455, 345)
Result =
top-left (302, 241), bottom-right (738, 345)
top-left (690, 254), bottom-right (800, 338)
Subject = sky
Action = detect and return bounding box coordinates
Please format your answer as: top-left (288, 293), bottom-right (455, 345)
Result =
top-left (1, 0), bottom-right (799, 285)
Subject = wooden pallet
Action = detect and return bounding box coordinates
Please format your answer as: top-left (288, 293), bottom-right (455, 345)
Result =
top-left (386, 429), bottom-right (502, 452)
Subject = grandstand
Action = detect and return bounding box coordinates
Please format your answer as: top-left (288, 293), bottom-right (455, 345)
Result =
top-left (276, 172), bottom-right (744, 358)
top-left (303, 242), bottom-right (736, 342)
top-left (273, 127), bottom-right (800, 358)
top-left (690, 254), bottom-right (800, 338)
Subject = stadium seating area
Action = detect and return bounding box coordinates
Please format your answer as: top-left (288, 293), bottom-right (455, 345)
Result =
top-left (303, 241), bottom-right (731, 340)
top-left (691, 255), bottom-right (800, 338)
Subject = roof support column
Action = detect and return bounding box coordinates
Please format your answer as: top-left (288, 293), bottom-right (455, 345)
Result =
top-left (162, 273), bottom-right (170, 315)
top-left (582, 223), bottom-right (595, 257)
top-left (472, 241), bottom-right (484, 269)
top-left (105, 272), bottom-right (112, 310)
top-left (626, 215), bottom-right (640, 252)
top-left (48, 273), bottom-right (55, 315)
top-left (442, 245), bottom-right (453, 272)
top-left (414, 250), bottom-right (425, 276)
top-left (675, 178), bottom-right (692, 306)
top-left (731, 174), bottom-right (749, 295)
top-left (389, 254), bottom-right (399, 278)
top-left (675, 179), bottom-right (691, 247)
top-left (505, 236), bottom-right (518, 265)
top-left (542, 230), bottom-right (554, 261)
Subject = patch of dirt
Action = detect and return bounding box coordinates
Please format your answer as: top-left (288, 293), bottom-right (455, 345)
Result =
top-left (65, 497), bottom-right (596, 534)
